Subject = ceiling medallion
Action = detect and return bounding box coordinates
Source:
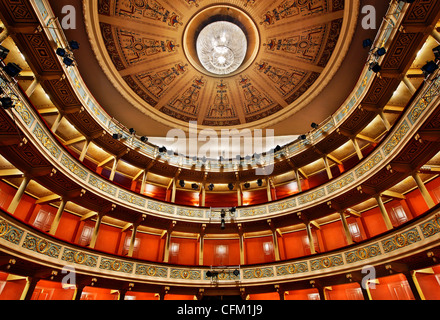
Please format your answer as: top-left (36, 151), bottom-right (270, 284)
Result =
top-left (183, 5), bottom-right (260, 78)
top-left (196, 21), bottom-right (248, 75)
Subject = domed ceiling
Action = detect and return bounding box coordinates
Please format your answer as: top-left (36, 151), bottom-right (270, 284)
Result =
top-left (85, 0), bottom-right (358, 131)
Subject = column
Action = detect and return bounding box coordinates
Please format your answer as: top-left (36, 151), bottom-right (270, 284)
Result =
top-left (351, 138), bottom-right (364, 160)
top-left (171, 178), bottom-right (177, 203)
top-left (8, 176), bottom-right (31, 214)
top-left (237, 183), bottom-right (242, 206)
top-left (109, 158), bottom-right (119, 181)
top-left (323, 155), bottom-right (333, 180)
top-left (238, 224), bottom-right (245, 265)
top-left (375, 195), bottom-right (393, 230)
top-left (127, 223), bottom-right (139, 257)
top-left (140, 170), bottom-right (147, 195)
top-left (49, 198), bottom-right (68, 235)
top-left (73, 284), bottom-right (85, 301)
top-left (378, 109), bottom-right (391, 131)
top-left (200, 184), bottom-right (206, 207)
top-left (163, 231), bottom-right (172, 263)
top-left (266, 178), bottom-right (272, 202)
top-left (79, 140), bottom-right (91, 162)
top-left (199, 225), bottom-right (206, 266)
top-left (306, 222), bottom-right (316, 254)
top-left (339, 212), bottom-right (354, 245)
top-left (412, 172), bottom-right (435, 208)
top-left (403, 76), bottom-right (416, 95)
top-left (294, 169), bottom-right (302, 193)
top-left (89, 212), bottom-right (105, 249)
top-left (51, 114), bottom-right (64, 133)
top-left (22, 277), bottom-right (39, 300)
top-left (272, 229), bottom-right (280, 261)
top-left (404, 271), bottom-right (422, 300)
top-left (25, 77), bottom-right (40, 97)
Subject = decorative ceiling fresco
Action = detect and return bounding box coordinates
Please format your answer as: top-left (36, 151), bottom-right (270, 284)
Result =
top-left (87, 0), bottom-right (355, 130)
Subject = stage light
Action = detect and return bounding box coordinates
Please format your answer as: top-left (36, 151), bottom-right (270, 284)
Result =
top-left (421, 61), bottom-right (438, 77)
top-left (0, 97), bottom-right (14, 109)
top-left (274, 145), bottom-right (282, 152)
top-left (221, 209), bottom-right (226, 218)
top-left (221, 218), bottom-right (226, 230)
top-left (298, 134), bottom-right (307, 141)
top-left (228, 183), bottom-right (234, 190)
top-left (229, 207), bottom-right (236, 215)
top-left (129, 128), bottom-right (136, 135)
top-left (112, 133), bottom-right (122, 140)
top-left (208, 183), bottom-right (214, 191)
top-left (362, 38), bottom-right (373, 49)
top-left (244, 182), bottom-right (250, 189)
top-left (311, 123), bottom-right (319, 129)
top-left (179, 180), bottom-right (185, 188)
top-left (0, 45), bottom-right (10, 60)
top-left (63, 56), bottom-right (75, 67)
top-left (3, 63), bottom-right (22, 78)
top-left (69, 41), bottom-right (80, 50)
top-left (56, 48), bottom-right (67, 57)
top-left (192, 183), bottom-right (199, 190)
top-left (140, 136), bottom-right (148, 143)
top-left (369, 62), bottom-right (381, 73)
top-left (257, 179), bottom-right (263, 187)
top-left (158, 146), bottom-right (167, 153)
top-left (375, 47), bottom-right (387, 57)
top-left (206, 271), bottom-right (218, 278)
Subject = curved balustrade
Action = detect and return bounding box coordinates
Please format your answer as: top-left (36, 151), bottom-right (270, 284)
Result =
top-left (0, 203), bottom-right (439, 290)
top-left (29, 0), bottom-right (407, 172)
top-left (1, 56), bottom-right (439, 225)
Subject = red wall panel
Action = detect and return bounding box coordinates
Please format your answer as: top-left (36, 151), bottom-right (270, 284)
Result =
top-left (94, 224), bottom-right (121, 254)
top-left (244, 236), bottom-right (274, 265)
top-left (169, 237), bottom-right (198, 266)
top-left (320, 221), bottom-right (347, 251)
top-left (203, 239), bottom-right (240, 266)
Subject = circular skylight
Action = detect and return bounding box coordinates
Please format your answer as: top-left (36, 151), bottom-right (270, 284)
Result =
top-left (196, 21), bottom-right (247, 75)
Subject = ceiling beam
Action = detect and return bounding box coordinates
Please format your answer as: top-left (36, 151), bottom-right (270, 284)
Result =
top-left (35, 194), bottom-right (62, 205)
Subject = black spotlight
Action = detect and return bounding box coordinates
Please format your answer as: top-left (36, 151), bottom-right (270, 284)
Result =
top-left (191, 183), bottom-right (199, 190)
top-left (274, 145), bottom-right (282, 152)
top-left (129, 128), bottom-right (136, 135)
top-left (206, 271), bottom-right (218, 278)
top-left (233, 269), bottom-right (240, 277)
top-left (228, 183), bottom-right (234, 190)
top-left (56, 48), bottom-right (67, 57)
top-left (244, 182), bottom-right (250, 189)
top-left (375, 47), bottom-right (387, 57)
top-left (140, 136), bottom-right (148, 143)
top-left (221, 218), bottom-right (226, 230)
top-left (298, 134), bottom-right (307, 141)
top-left (421, 61), bottom-right (439, 77)
top-left (362, 38), bottom-right (373, 49)
top-left (257, 179), bottom-right (263, 187)
top-left (229, 207), bottom-right (236, 215)
top-left (158, 146), bottom-right (167, 153)
top-left (0, 97), bottom-right (14, 109)
top-left (311, 123), bottom-right (319, 129)
top-left (208, 183), bottom-right (214, 191)
top-left (63, 56), bottom-right (75, 67)
top-left (69, 41), bottom-right (80, 50)
top-left (179, 180), bottom-right (185, 188)
top-left (0, 45), bottom-right (10, 60)
top-left (112, 133), bottom-right (123, 140)
top-left (369, 62), bottom-right (381, 73)
top-left (3, 63), bottom-right (22, 78)
top-left (433, 45), bottom-right (440, 60)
